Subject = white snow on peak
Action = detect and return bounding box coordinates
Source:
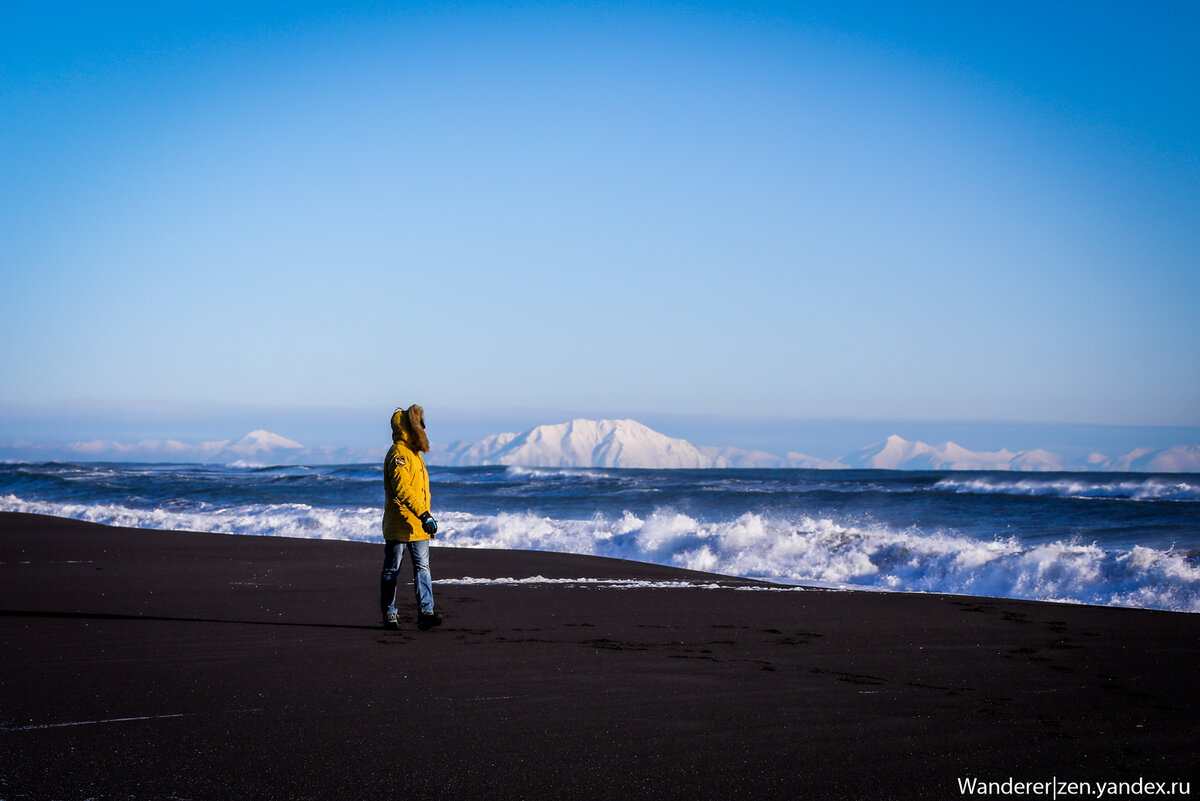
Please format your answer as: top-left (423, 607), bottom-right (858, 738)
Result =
top-left (844, 435), bottom-right (1067, 472)
top-left (782, 452), bottom-right (846, 470)
top-left (499, 418), bottom-right (709, 469)
top-left (845, 435), bottom-right (935, 469)
top-left (436, 419), bottom-right (710, 468)
top-left (4, 420), bottom-right (1198, 473)
top-left (1009, 449), bottom-right (1063, 471)
top-left (1099, 445), bottom-right (1200, 472)
top-left (436, 421), bottom-right (846, 470)
top-left (23, 429), bottom-right (357, 466)
top-left (431, 425), bottom-right (1199, 473)
top-left (699, 445), bottom-right (789, 469)
top-left (698, 445), bottom-right (845, 470)
top-left (226, 430), bottom-right (304, 456)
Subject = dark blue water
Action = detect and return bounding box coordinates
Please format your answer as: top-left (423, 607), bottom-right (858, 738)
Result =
top-left (2, 462), bottom-right (1197, 611)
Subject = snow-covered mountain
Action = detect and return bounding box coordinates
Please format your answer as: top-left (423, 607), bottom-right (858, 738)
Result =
top-left (430, 432), bottom-right (518, 466)
top-left (698, 445), bottom-right (789, 469)
top-left (1095, 445), bottom-right (1200, 472)
top-left (426, 425), bottom-right (1200, 472)
top-left (224, 430), bottom-right (304, 459)
top-left (839, 436), bottom-right (1200, 473)
top-left (4, 421), bottom-right (1197, 472)
top-left (844, 435), bottom-right (1067, 471)
top-left (14, 431), bottom-right (382, 465)
top-left (697, 445), bottom-right (845, 470)
top-left (844, 435), bottom-right (939, 469)
top-left (434, 419), bottom-right (711, 468)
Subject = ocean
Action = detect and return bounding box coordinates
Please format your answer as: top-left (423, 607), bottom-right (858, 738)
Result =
top-left (2, 462), bottom-right (1198, 613)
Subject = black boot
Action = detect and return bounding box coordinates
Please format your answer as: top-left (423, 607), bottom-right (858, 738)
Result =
top-left (417, 611), bottom-right (443, 630)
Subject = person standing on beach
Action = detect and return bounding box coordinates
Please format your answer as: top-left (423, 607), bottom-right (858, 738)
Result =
top-left (381, 404), bottom-right (443, 631)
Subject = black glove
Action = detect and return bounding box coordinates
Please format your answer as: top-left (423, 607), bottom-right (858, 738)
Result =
top-left (418, 512), bottom-right (438, 536)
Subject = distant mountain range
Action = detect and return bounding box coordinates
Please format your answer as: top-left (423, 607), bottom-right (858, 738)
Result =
top-left (838, 434), bottom-right (1200, 472)
top-left (4, 419), bottom-right (1198, 472)
top-left (433, 418), bottom-right (711, 469)
top-left (430, 419), bottom-right (846, 469)
top-left (431, 419), bottom-right (1200, 473)
top-left (2, 429), bottom-right (380, 467)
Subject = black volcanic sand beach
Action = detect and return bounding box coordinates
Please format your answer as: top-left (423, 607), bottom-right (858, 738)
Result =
top-left (2, 512), bottom-right (1197, 800)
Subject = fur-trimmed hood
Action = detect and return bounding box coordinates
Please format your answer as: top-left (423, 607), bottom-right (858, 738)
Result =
top-left (390, 405), bottom-right (430, 453)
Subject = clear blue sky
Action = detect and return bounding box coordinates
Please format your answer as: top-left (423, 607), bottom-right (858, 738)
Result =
top-left (2, 1), bottom-right (1198, 450)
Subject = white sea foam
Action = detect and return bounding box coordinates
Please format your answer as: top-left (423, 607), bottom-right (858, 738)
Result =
top-left (0, 494), bottom-right (381, 541)
top-left (934, 476), bottom-right (1200, 501)
top-left (501, 466), bottom-right (617, 480)
top-left (3, 494), bottom-right (1196, 612)
top-left (434, 576), bottom-right (813, 591)
top-left (435, 576), bottom-right (727, 589)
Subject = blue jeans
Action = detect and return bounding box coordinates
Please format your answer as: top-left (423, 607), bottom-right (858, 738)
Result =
top-left (380, 539), bottom-right (434, 617)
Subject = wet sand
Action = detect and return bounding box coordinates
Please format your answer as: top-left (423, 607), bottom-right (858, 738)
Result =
top-left (1, 511), bottom-right (1197, 800)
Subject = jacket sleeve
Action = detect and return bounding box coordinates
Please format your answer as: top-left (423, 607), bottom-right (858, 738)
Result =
top-left (390, 456), bottom-right (430, 518)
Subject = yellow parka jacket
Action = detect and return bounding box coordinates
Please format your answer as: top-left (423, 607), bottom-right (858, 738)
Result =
top-left (382, 405), bottom-right (433, 543)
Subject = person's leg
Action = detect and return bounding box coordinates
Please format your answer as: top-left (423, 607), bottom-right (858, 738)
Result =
top-left (407, 539), bottom-right (435, 616)
top-left (380, 540), bottom-right (403, 619)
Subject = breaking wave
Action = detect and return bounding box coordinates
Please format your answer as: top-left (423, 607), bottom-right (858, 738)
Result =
top-left (934, 476), bottom-right (1200, 502)
top-left (0, 493), bottom-right (381, 541)
top-left (502, 466), bottom-right (617, 480)
top-left (4, 493), bottom-right (1196, 613)
top-left (439, 509), bottom-right (1200, 612)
